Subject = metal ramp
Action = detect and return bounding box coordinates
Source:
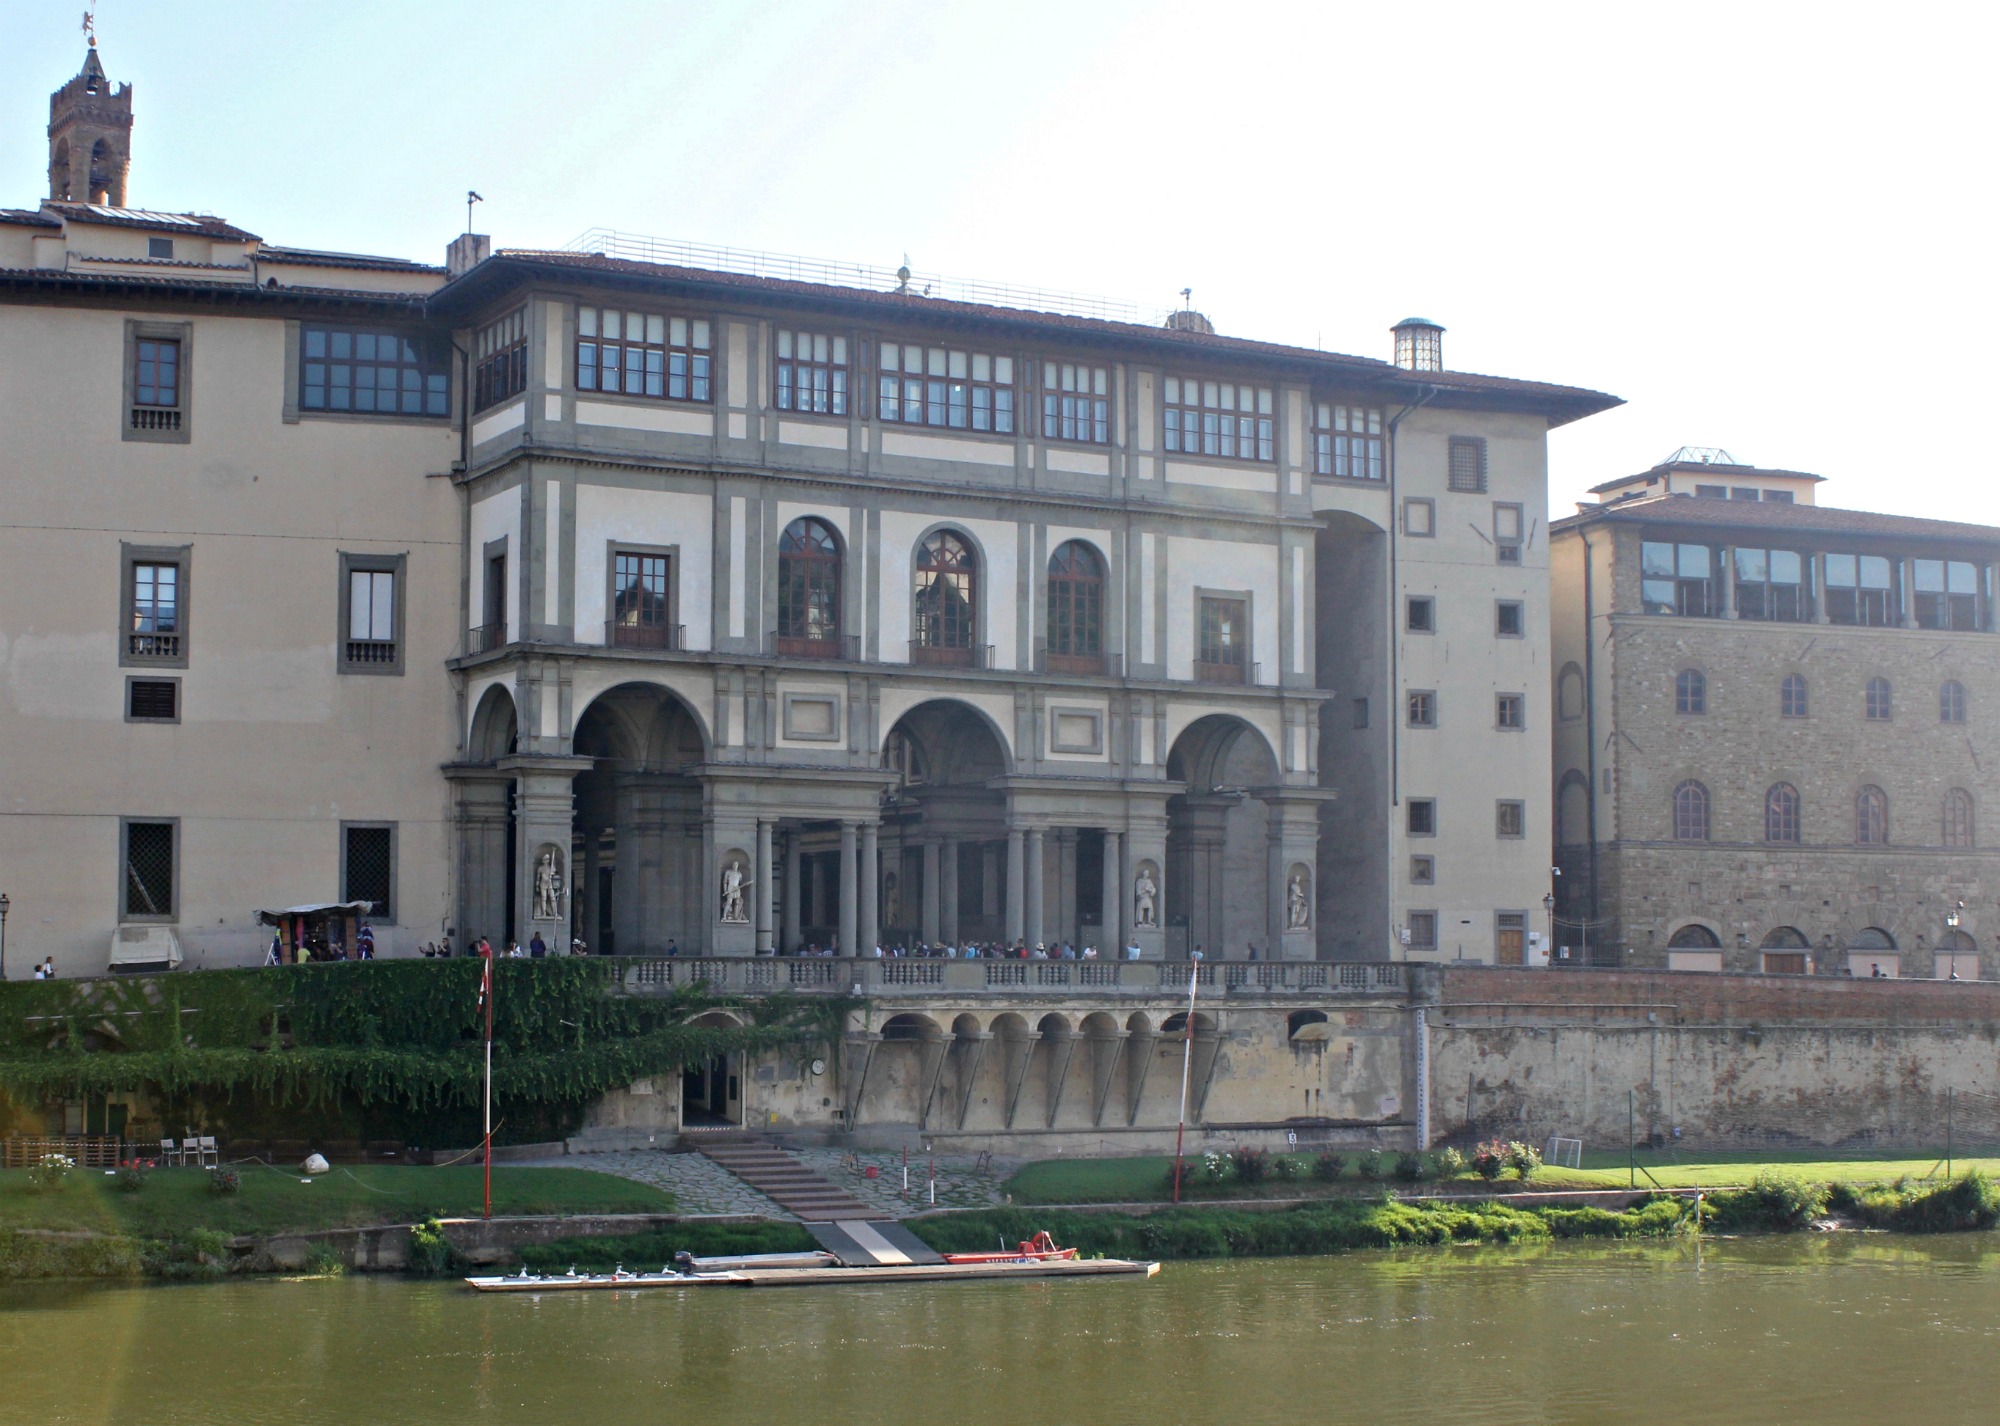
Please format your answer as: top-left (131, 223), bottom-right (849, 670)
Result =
top-left (805, 1219), bottom-right (945, 1266)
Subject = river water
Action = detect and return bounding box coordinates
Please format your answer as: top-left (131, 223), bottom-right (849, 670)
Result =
top-left (4, 1237), bottom-right (1997, 1425)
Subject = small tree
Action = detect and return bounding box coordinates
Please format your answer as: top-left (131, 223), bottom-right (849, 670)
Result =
top-left (1230, 1146), bottom-right (1271, 1184)
top-left (1507, 1141), bottom-right (1543, 1182)
top-left (1472, 1141), bottom-right (1509, 1183)
top-left (1312, 1150), bottom-right (1346, 1183)
top-left (1430, 1146), bottom-right (1466, 1182)
top-left (1394, 1151), bottom-right (1429, 1183)
top-left (1355, 1149), bottom-right (1386, 1181)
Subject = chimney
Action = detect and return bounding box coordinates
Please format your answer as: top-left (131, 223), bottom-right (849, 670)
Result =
top-left (1391, 317), bottom-right (1445, 372)
top-left (1163, 309), bottom-right (1214, 335)
top-left (447, 232), bottom-right (491, 277)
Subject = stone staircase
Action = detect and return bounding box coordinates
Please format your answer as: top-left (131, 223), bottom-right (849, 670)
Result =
top-left (688, 1131), bottom-right (876, 1221)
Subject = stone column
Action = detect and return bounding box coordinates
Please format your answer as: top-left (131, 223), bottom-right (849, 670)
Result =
top-left (1025, 827), bottom-right (1046, 948)
top-left (580, 831), bottom-right (602, 952)
top-left (921, 839), bottom-right (942, 945)
top-left (1005, 829), bottom-right (1025, 945)
top-left (502, 754), bottom-right (591, 954)
top-left (447, 771), bottom-right (512, 950)
top-left (838, 821), bottom-right (858, 956)
top-left (1102, 830), bottom-right (1124, 954)
top-left (1902, 557), bottom-right (1920, 629)
top-left (1055, 828), bottom-right (1077, 948)
top-left (755, 820), bottom-right (775, 954)
top-left (1720, 546), bottom-right (1737, 619)
top-left (859, 822), bottom-right (880, 954)
top-left (1812, 552), bottom-right (1830, 624)
top-left (781, 832), bottom-right (801, 952)
top-left (940, 838), bottom-right (960, 944)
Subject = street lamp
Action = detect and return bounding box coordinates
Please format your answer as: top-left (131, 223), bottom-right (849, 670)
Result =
top-left (0, 892), bottom-right (10, 981)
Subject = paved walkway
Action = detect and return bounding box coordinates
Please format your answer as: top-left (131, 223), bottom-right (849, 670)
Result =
top-left (535, 1146), bottom-right (1019, 1219)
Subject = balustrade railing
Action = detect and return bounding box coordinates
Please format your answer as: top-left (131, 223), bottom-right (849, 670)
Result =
top-left (609, 955), bottom-right (1404, 996)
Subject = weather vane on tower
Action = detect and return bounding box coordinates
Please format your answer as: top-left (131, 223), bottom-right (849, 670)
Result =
top-left (81, 8), bottom-right (96, 47)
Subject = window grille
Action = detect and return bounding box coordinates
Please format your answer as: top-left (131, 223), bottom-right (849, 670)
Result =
top-left (124, 822), bottom-right (174, 918)
top-left (127, 679), bottom-right (177, 721)
top-left (344, 825), bottom-right (393, 918)
top-left (1446, 436), bottom-right (1487, 492)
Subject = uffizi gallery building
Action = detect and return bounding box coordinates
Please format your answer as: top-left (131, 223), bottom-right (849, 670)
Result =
top-left (11, 47), bottom-right (1987, 982)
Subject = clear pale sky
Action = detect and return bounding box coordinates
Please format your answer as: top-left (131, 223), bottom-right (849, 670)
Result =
top-left (5, 0), bottom-right (1992, 523)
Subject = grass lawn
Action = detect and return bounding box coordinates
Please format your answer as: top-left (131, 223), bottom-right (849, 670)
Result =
top-left (1007, 1148), bottom-right (1998, 1204)
top-left (0, 1164), bottom-right (673, 1240)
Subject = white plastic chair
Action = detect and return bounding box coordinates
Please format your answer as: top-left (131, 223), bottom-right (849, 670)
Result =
top-left (158, 1138), bottom-right (178, 1166)
top-left (197, 1136), bottom-right (219, 1168)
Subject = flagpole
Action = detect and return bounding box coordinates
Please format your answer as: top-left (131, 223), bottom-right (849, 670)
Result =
top-left (482, 943), bottom-right (494, 1221)
top-left (1171, 960), bottom-right (1199, 1203)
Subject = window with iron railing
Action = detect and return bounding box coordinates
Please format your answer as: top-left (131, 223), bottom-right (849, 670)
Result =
top-left (1196, 596), bottom-right (1248, 684)
top-left (133, 337), bottom-right (180, 428)
top-left (776, 519), bottom-right (842, 655)
top-left (610, 550), bottom-right (677, 649)
top-left (1046, 540), bottom-right (1105, 674)
top-left (913, 530), bottom-right (978, 662)
top-left (340, 557), bottom-right (402, 673)
top-left (129, 561), bottom-right (181, 661)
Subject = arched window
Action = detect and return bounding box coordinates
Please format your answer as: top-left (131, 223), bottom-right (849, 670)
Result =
top-left (1865, 677), bottom-right (1893, 721)
top-left (1941, 680), bottom-right (1968, 725)
top-left (1761, 926), bottom-right (1810, 950)
top-left (1046, 540), bottom-right (1105, 671)
top-left (1673, 781), bottom-right (1710, 841)
top-left (776, 518), bottom-right (842, 655)
top-left (1556, 770), bottom-right (1590, 847)
top-left (1855, 785), bottom-right (1888, 845)
top-left (913, 529), bottom-right (978, 663)
top-left (1668, 924), bottom-right (1722, 948)
top-left (1675, 669), bottom-right (1706, 716)
top-left (1558, 664), bottom-right (1585, 721)
top-left (1781, 674), bottom-right (1808, 718)
top-left (1944, 788), bottom-right (1975, 848)
top-left (1850, 926), bottom-right (1896, 950)
top-left (1765, 783), bottom-right (1801, 844)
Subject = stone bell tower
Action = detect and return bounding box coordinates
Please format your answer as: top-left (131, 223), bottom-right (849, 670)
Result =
top-left (48, 42), bottom-right (133, 206)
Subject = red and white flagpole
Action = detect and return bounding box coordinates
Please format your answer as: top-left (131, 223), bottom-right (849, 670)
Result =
top-left (1171, 960), bottom-right (1199, 1203)
top-left (481, 940), bottom-right (494, 1220)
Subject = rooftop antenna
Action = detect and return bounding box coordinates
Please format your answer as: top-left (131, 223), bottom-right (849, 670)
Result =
top-left (81, 7), bottom-right (95, 47)
top-left (1180, 287), bottom-right (1193, 310)
top-left (466, 190), bottom-right (484, 234)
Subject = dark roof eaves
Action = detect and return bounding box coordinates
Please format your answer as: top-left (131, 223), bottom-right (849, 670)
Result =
top-left (431, 252), bottom-right (1622, 422)
top-left (0, 267), bottom-right (428, 310)
top-left (1553, 497), bottom-right (2000, 547)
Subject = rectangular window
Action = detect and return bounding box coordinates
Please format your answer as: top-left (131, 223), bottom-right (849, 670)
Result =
top-left (474, 547), bottom-right (507, 652)
top-left (1496, 601), bottom-right (1524, 637)
top-left (302, 326), bottom-right (449, 417)
top-left (1410, 855), bottom-right (1435, 885)
top-left (878, 343), bottom-right (1014, 433)
top-left (1695, 484), bottom-right (1728, 499)
top-left (1493, 503), bottom-right (1524, 564)
top-left (1352, 697), bottom-right (1369, 730)
top-left (1163, 376), bottom-right (1274, 462)
top-left (1312, 403), bottom-right (1383, 479)
top-left (1764, 490), bottom-right (1794, 504)
top-left (1407, 911), bottom-right (1437, 949)
top-left (473, 309), bottom-right (529, 413)
top-left (1041, 362), bottom-right (1110, 444)
top-left (577, 307), bottom-right (712, 403)
top-left (1496, 801), bottom-right (1525, 838)
top-left (1196, 596), bottom-right (1249, 684)
top-left (1407, 690), bottom-right (1436, 728)
top-left (147, 236), bottom-right (174, 259)
top-left (1447, 436), bottom-right (1487, 492)
top-left (124, 319), bottom-right (191, 440)
top-left (774, 328), bottom-right (849, 416)
top-left (1402, 497), bottom-right (1435, 537)
top-left (1824, 553), bottom-right (1896, 626)
top-left (1407, 800), bottom-right (1437, 836)
top-left (122, 545), bottom-right (189, 667)
top-left (340, 554), bottom-right (404, 673)
top-left (342, 823), bottom-right (395, 919)
top-left (122, 819), bottom-right (176, 921)
top-left (1641, 541), bottom-right (1719, 617)
top-left (1496, 693), bottom-right (1524, 729)
top-left (1915, 559), bottom-right (1980, 631)
top-left (1732, 547), bottom-right (1808, 622)
top-left (1406, 596), bottom-right (1435, 633)
top-left (610, 548), bottom-right (677, 649)
top-left (126, 677), bottom-right (179, 723)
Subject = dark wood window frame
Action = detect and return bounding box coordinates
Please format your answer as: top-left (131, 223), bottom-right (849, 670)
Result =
top-left (1045, 540), bottom-right (1106, 673)
top-left (472, 308), bottom-right (529, 413)
top-left (878, 341), bottom-right (1016, 434)
top-left (122, 318), bottom-right (191, 443)
top-left (1496, 693), bottom-right (1525, 730)
top-left (1941, 679), bottom-right (1969, 724)
top-left (1195, 589), bottom-right (1252, 685)
top-left (1781, 673), bottom-right (1809, 718)
top-left (1945, 788), bottom-right (1975, 849)
top-left (120, 542), bottom-right (191, 669)
top-left (774, 327), bottom-right (849, 417)
top-left (339, 552), bottom-right (407, 675)
top-left (577, 305), bottom-right (713, 404)
top-left (1765, 782), bottom-right (1802, 844)
top-left (912, 528), bottom-right (981, 663)
top-left (1163, 375), bottom-right (1274, 463)
top-left (299, 324), bottom-right (449, 420)
top-left (1865, 676), bottom-right (1893, 722)
top-left (776, 519), bottom-right (843, 656)
top-left (1041, 361), bottom-right (1110, 445)
top-left (1676, 668), bottom-right (1707, 715)
top-left (607, 542), bottom-right (681, 651)
top-left (1672, 780), bottom-right (1711, 842)
top-left (1407, 690), bottom-right (1438, 728)
top-left (1855, 784), bottom-right (1889, 846)
top-left (1312, 401), bottom-right (1383, 480)
top-left (1496, 801), bottom-right (1526, 839)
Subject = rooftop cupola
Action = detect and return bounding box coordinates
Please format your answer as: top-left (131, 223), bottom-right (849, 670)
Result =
top-left (1391, 317), bottom-right (1445, 372)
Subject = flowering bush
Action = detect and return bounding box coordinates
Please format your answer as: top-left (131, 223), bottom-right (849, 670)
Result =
top-left (207, 1165), bottom-right (241, 1196)
top-left (1355, 1149), bottom-right (1386, 1181)
top-left (115, 1164), bottom-right (150, 1193)
top-left (1472, 1141), bottom-right (1510, 1182)
top-left (1393, 1151), bottom-right (1430, 1183)
top-left (28, 1153), bottom-right (75, 1192)
top-left (1199, 1151), bottom-right (1230, 1183)
top-left (1312, 1150), bottom-right (1346, 1182)
top-left (1271, 1153), bottom-right (1304, 1181)
top-left (1430, 1146), bottom-right (1466, 1181)
top-left (1229, 1146), bottom-right (1271, 1184)
top-left (1507, 1142), bottom-right (1543, 1182)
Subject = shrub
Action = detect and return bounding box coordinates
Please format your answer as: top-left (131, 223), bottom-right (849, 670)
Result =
top-left (1430, 1146), bottom-right (1466, 1182)
top-left (1230, 1146), bottom-right (1271, 1184)
top-left (305, 1244), bottom-right (346, 1277)
top-left (1507, 1142), bottom-right (1543, 1182)
top-left (1271, 1153), bottom-right (1304, 1182)
top-left (406, 1218), bottom-right (468, 1278)
top-left (1312, 1150), bottom-right (1346, 1183)
top-left (114, 1165), bottom-right (149, 1194)
top-left (1472, 1141), bottom-right (1509, 1182)
top-left (1394, 1151), bottom-right (1429, 1183)
top-left (142, 1229), bottom-right (231, 1280)
top-left (1710, 1172), bottom-right (1827, 1231)
top-left (1199, 1151), bottom-right (1230, 1183)
top-left (207, 1165), bottom-right (241, 1196)
top-left (1892, 1171), bottom-right (2000, 1234)
top-left (27, 1153), bottom-right (74, 1193)
top-left (1355, 1149), bottom-right (1385, 1181)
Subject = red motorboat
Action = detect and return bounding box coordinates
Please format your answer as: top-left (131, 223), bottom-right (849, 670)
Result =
top-left (941, 1231), bottom-right (1079, 1265)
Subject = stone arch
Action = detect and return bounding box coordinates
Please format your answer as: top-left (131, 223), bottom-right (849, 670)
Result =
top-left (1667, 923), bottom-right (1722, 949)
top-left (1166, 714), bottom-right (1282, 958)
top-left (1160, 1010), bottom-right (1217, 1035)
top-left (49, 138), bottom-right (70, 200)
top-left (687, 1009), bottom-right (746, 1029)
top-left (1558, 662), bottom-right (1585, 721)
top-left (1849, 926), bottom-right (1897, 950)
top-left (878, 699), bottom-right (1013, 944)
top-left (1761, 926), bottom-right (1810, 949)
top-left (467, 683), bottom-right (518, 762)
top-left (1124, 1011), bottom-right (1154, 1035)
top-left (1288, 1008), bottom-right (1332, 1041)
top-left (883, 698), bottom-right (1013, 782)
top-left (880, 1012), bottom-right (944, 1042)
top-left (572, 681), bottom-right (712, 766)
top-left (1556, 769), bottom-right (1590, 846)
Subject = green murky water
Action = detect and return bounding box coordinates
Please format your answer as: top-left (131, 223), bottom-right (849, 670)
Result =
top-left (3, 1237), bottom-right (1997, 1424)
